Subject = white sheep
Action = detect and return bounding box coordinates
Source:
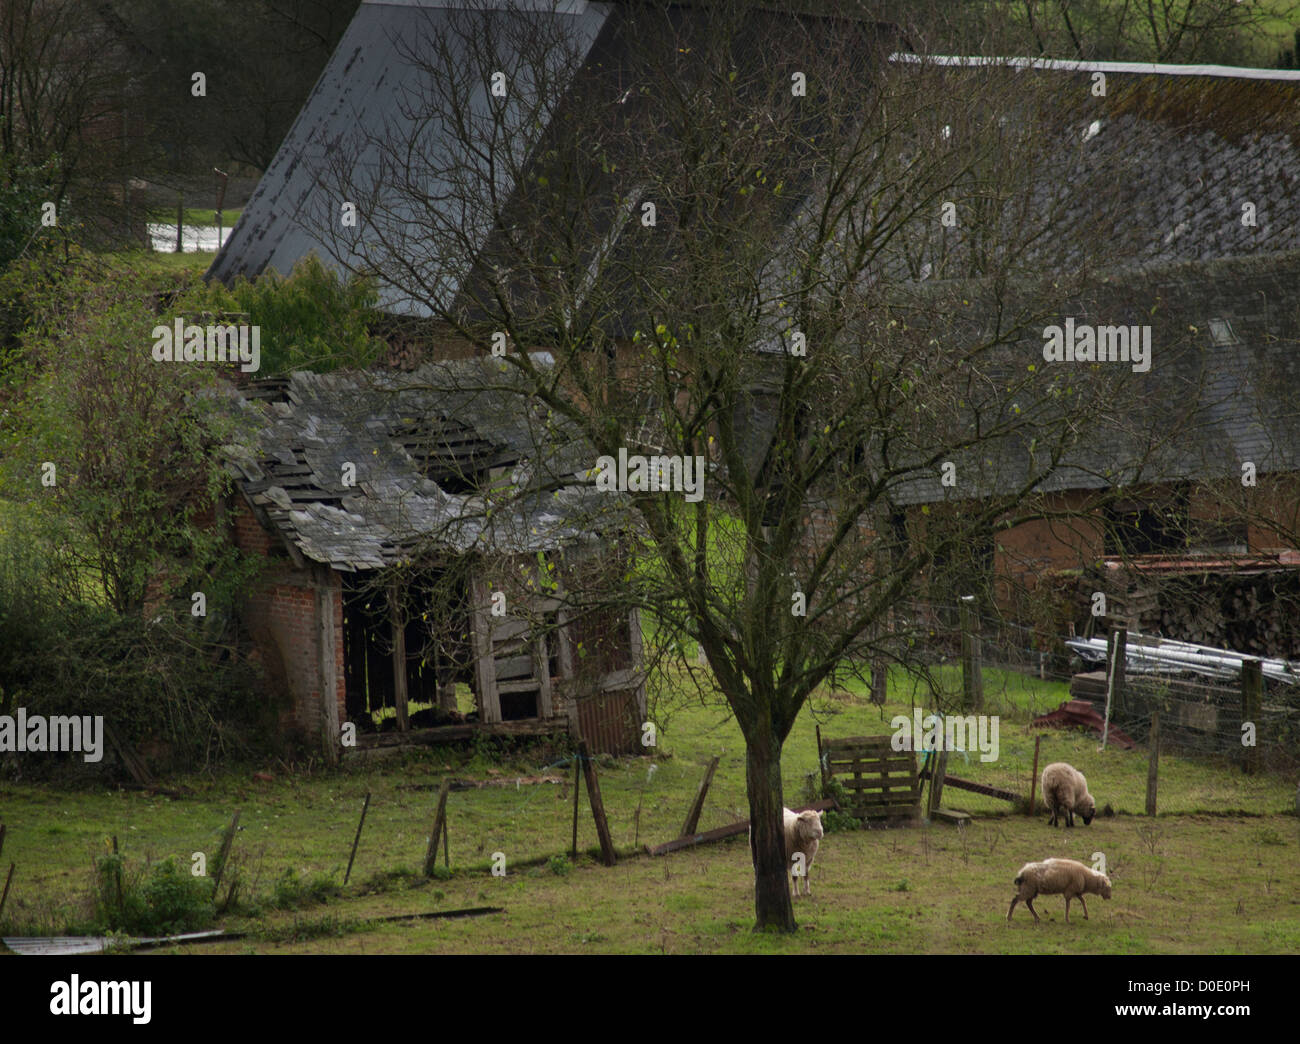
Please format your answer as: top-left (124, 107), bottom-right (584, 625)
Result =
top-left (748, 807), bottom-right (825, 898)
top-left (1007, 857), bottom-right (1112, 924)
top-left (785, 807), bottom-right (824, 897)
top-left (1041, 761), bottom-right (1096, 827)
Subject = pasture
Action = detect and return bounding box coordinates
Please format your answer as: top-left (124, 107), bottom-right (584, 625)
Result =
top-left (1, 670), bottom-right (1297, 953)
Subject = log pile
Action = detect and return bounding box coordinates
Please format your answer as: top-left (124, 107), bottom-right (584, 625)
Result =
top-left (1073, 569), bottom-right (1300, 660)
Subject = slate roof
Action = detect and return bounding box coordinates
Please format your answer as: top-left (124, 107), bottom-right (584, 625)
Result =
top-left (854, 249), bottom-right (1300, 506)
top-left (205, 0), bottom-right (886, 319)
top-left (221, 357), bottom-right (616, 569)
top-left (210, 2), bottom-right (1300, 317)
top-left (881, 59), bottom-right (1300, 283)
top-left (207, 0), bottom-right (620, 308)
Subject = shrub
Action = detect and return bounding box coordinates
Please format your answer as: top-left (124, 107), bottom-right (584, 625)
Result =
top-left (270, 868), bottom-right (341, 911)
top-left (192, 254), bottom-right (386, 374)
top-left (93, 855), bottom-right (214, 936)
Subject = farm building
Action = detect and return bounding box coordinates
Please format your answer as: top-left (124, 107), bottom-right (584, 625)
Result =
top-left (220, 357), bottom-right (645, 759)
top-left (206, 1), bottom-right (1300, 661)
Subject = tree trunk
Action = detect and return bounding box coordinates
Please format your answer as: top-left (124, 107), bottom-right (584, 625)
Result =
top-left (746, 731), bottom-right (795, 931)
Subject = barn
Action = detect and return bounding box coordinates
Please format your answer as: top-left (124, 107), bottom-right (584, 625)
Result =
top-left (219, 356), bottom-right (646, 759)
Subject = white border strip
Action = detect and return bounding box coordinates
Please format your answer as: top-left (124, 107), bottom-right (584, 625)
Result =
top-left (889, 52), bottom-right (1300, 82)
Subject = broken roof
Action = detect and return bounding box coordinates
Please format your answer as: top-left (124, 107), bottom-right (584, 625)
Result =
top-left (221, 356), bottom-right (617, 569)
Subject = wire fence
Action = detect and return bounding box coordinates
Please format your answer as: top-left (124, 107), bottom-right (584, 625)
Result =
top-left (889, 596), bottom-right (1300, 777)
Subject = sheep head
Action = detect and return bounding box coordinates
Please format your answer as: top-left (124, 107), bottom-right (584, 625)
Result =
top-left (1080, 794), bottom-right (1097, 825)
top-left (795, 810), bottom-right (824, 843)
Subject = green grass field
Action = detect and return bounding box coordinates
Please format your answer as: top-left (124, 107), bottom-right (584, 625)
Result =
top-left (1, 668), bottom-right (1296, 953)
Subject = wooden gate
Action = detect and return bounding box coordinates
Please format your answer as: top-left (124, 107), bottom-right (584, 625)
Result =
top-left (818, 732), bottom-right (921, 822)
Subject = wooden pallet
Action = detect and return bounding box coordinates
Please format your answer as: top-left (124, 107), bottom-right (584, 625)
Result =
top-left (819, 733), bottom-right (921, 822)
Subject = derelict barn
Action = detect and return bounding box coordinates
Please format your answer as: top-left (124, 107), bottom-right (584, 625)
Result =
top-left (222, 357), bottom-right (646, 759)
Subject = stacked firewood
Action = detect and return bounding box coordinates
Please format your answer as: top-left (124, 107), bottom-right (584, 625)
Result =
top-left (1072, 569), bottom-right (1300, 660)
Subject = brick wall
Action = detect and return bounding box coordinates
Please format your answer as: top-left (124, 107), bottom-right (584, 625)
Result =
top-left (231, 497), bottom-right (345, 751)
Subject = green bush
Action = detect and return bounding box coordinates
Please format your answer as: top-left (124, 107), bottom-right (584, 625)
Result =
top-left (93, 855), bottom-right (214, 936)
top-left (193, 254), bottom-right (386, 374)
top-left (548, 854), bottom-right (572, 876)
top-left (270, 868), bottom-right (341, 911)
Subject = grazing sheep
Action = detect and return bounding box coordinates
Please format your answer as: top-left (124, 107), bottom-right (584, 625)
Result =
top-left (1007, 857), bottom-right (1112, 924)
top-left (748, 807), bottom-right (825, 898)
top-left (1041, 761), bottom-right (1096, 827)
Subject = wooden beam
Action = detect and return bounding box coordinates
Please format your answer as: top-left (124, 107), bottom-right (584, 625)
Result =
top-left (344, 793), bottom-right (370, 886)
top-left (647, 801), bottom-right (834, 857)
top-left (424, 780), bottom-right (451, 877)
top-left (679, 756), bottom-right (720, 838)
top-left (470, 574), bottom-right (500, 723)
top-left (388, 581), bottom-right (409, 733)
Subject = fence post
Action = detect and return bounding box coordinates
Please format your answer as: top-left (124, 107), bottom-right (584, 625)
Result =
top-left (578, 741), bottom-right (617, 866)
top-left (1241, 658), bottom-right (1262, 776)
top-left (1102, 626), bottom-right (1126, 749)
top-left (1145, 707), bottom-right (1159, 816)
top-left (960, 595), bottom-right (982, 711)
top-left (423, 780), bottom-right (450, 877)
top-left (680, 756), bottom-right (720, 838)
top-left (1029, 734), bottom-right (1041, 815)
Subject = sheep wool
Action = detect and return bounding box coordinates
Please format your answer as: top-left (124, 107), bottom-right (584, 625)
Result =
top-left (1007, 857), bottom-right (1112, 924)
top-left (784, 808), bottom-right (824, 897)
top-left (1041, 761), bottom-right (1096, 827)
top-left (751, 807), bottom-right (825, 898)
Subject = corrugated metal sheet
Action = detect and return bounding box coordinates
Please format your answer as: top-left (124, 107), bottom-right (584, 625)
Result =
top-left (2, 930), bottom-right (234, 955)
top-left (575, 686), bottom-right (639, 755)
top-left (207, 0), bottom-right (614, 312)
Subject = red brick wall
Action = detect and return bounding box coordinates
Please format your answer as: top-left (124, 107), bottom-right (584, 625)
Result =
top-left (231, 497), bottom-right (345, 750)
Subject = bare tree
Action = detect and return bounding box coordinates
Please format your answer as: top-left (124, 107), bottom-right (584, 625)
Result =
top-left (306, 0), bottom-right (1190, 931)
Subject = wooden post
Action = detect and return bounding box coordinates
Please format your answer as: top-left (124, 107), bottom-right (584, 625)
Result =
top-left (679, 756), bottom-right (720, 838)
top-left (578, 741), bottom-right (616, 866)
top-left (389, 582), bottom-right (410, 732)
top-left (927, 747), bottom-right (949, 815)
top-left (816, 724), bottom-right (827, 793)
top-left (570, 752), bottom-right (581, 857)
top-left (0, 862), bottom-right (13, 921)
top-left (1146, 707), bottom-right (1159, 816)
top-left (112, 835), bottom-right (123, 916)
top-left (960, 596), bottom-right (982, 710)
top-left (212, 809), bottom-right (241, 894)
top-left (1029, 734), bottom-right (1041, 815)
top-left (344, 793), bottom-right (370, 886)
top-left (423, 780), bottom-right (451, 876)
top-left (1102, 626), bottom-right (1126, 749)
top-left (1241, 658), bottom-right (1262, 776)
